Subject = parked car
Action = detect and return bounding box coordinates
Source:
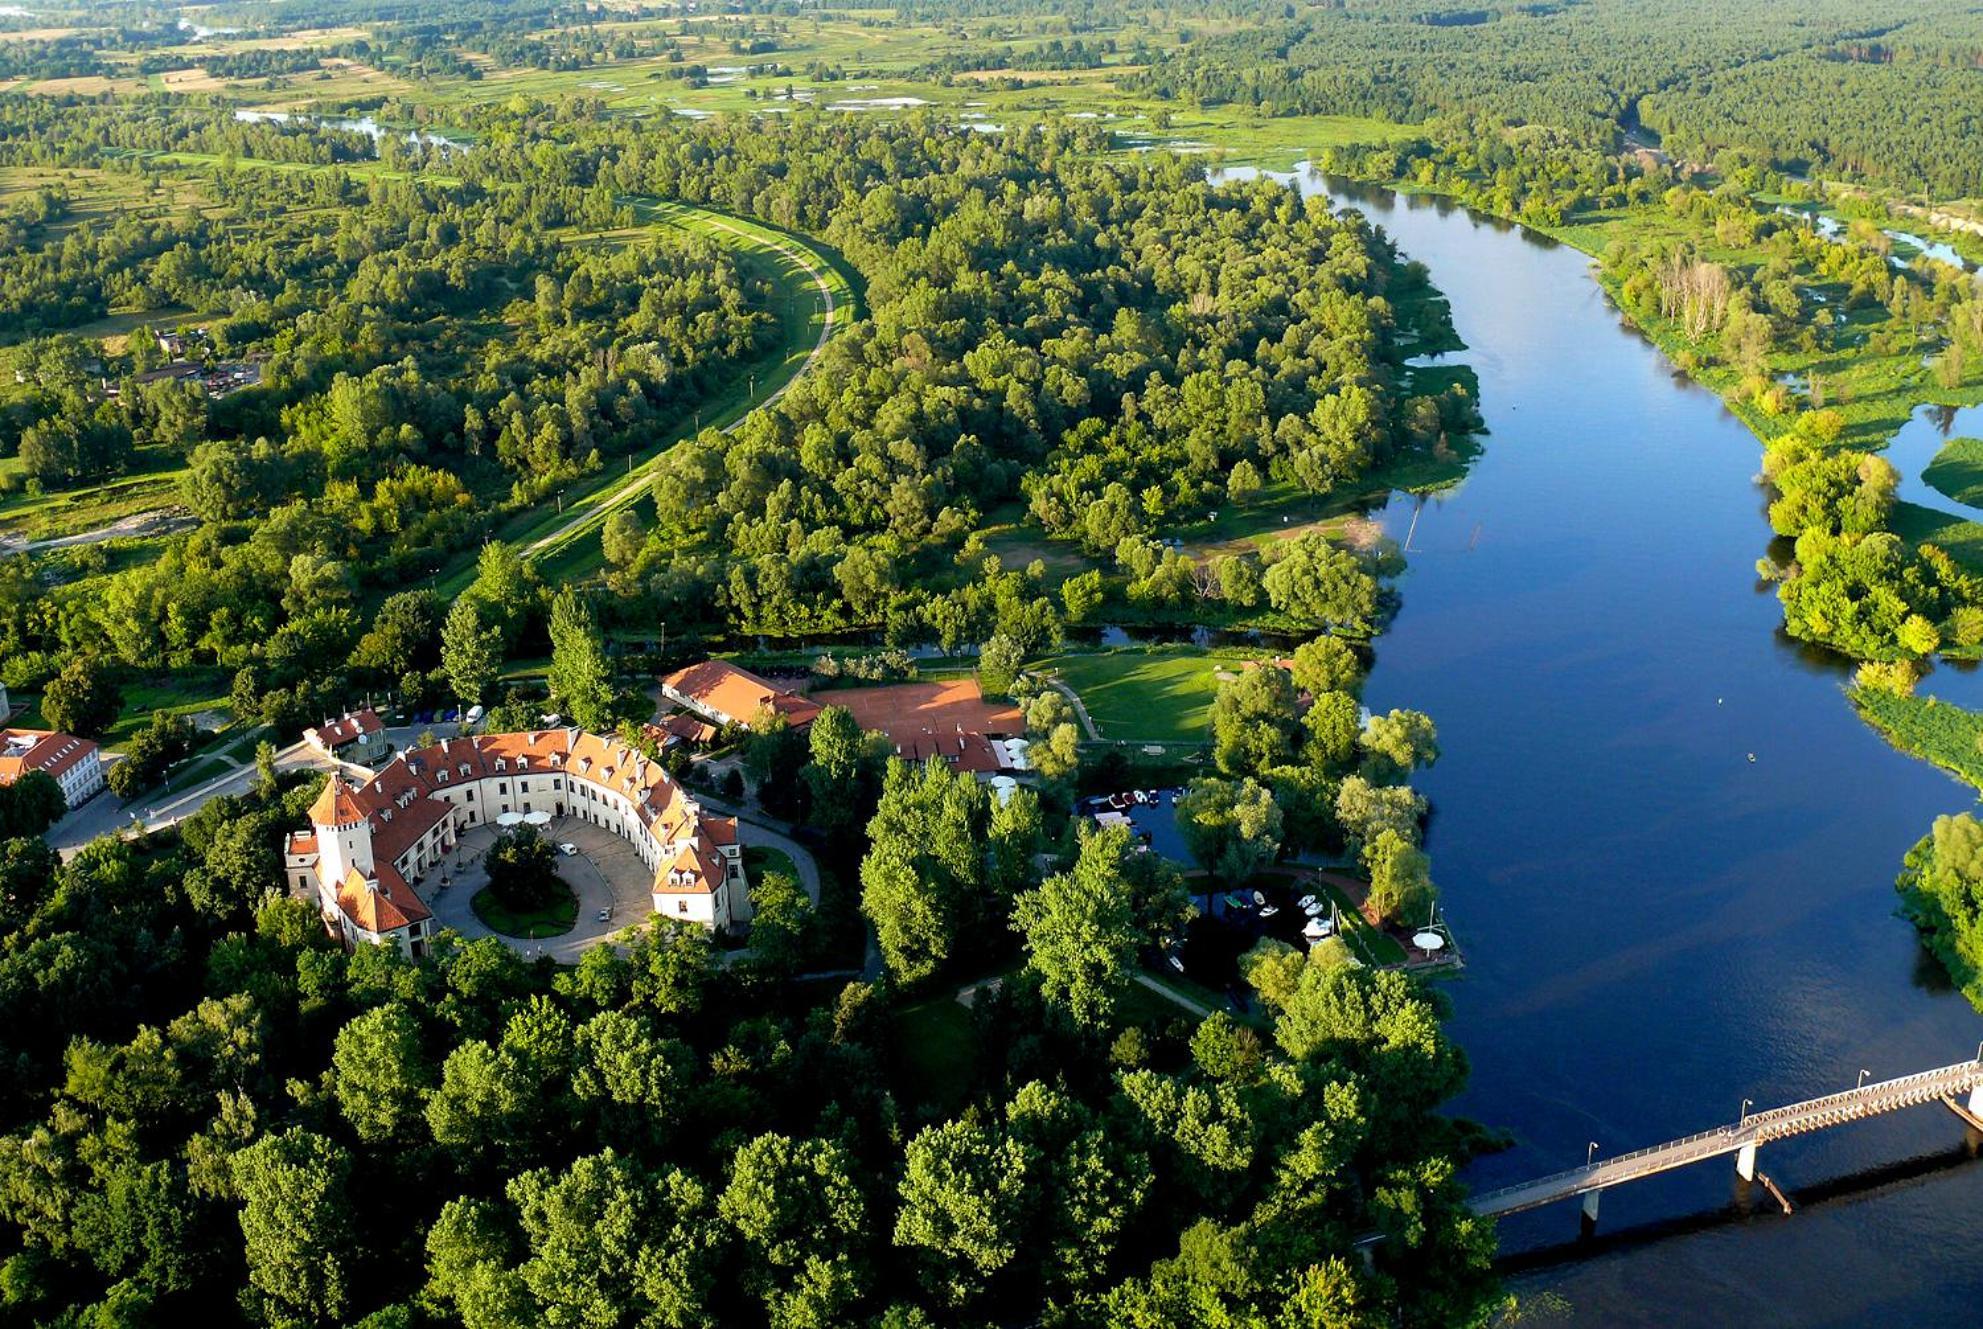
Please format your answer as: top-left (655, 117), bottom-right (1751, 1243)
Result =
top-left (558, 842), bottom-right (579, 856)
top-left (596, 908), bottom-right (611, 923)
top-left (465, 705), bottom-right (484, 726)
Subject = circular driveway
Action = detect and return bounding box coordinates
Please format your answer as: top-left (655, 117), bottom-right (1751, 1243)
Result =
top-left (423, 818), bottom-right (652, 963)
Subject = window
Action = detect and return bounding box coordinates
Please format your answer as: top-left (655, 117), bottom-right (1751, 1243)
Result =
top-left (677, 900), bottom-right (688, 914)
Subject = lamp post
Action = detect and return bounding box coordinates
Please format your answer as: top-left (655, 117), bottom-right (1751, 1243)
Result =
top-left (1857, 1068), bottom-right (1872, 1090)
top-left (1739, 1098), bottom-right (1753, 1127)
top-left (1587, 1141), bottom-right (1599, 1168)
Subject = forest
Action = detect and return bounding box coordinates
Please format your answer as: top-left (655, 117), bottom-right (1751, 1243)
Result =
top-left (1126, 0), bottom-right (1983, 195)
top-left (0, 56), bottom-right (1499, 1326)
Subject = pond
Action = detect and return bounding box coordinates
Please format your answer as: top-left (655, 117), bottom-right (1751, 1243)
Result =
top-left (1213, 165), bottom-right (1983, 1323)
top-left (232, 109), bottom-right (468, 155)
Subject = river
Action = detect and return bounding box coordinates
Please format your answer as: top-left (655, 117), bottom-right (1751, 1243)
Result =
top-left (1222, 167), bottom-right (1983, 1324)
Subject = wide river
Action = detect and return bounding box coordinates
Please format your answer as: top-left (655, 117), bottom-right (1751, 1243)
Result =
top-left (1225, 168), bottom-right (1983, 1323)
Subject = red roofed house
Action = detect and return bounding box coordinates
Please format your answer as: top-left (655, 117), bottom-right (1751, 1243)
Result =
top-left (303, 708), bottom-right (388, 765)
top-left (659, 660), bottom-right (821, 731)
top-left (285, 726), bottom-right (751, 955)
top-left (0, 728), bottom-right (106, 809)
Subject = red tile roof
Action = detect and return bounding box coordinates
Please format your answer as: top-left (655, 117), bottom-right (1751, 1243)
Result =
top-left (308, 775), bottom-right (370, 827)
top-left (0, 728), bottom-right (99, 785)
top-left (336, 862), bottom-right (431, 935)
top-left (660, 660), bottom-right (820, 729)
top-left (306, 708), bottom-right (383, 749)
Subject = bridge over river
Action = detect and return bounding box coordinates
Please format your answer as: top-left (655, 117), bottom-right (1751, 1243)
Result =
top-left (1472, 1058), bottom-right (1983, 1225)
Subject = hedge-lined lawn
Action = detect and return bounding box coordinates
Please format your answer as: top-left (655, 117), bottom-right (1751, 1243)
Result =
top-left (471, 885), bottom-right (579, 939)
top-left (1035, 648), bottom-right (1235, 743)
top-left (1852, 686), bottom-right (1983, 791)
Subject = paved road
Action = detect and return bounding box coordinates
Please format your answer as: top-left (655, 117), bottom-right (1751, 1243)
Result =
top-left (737, 820), bottom-right (821, 905)
top-left (48, 737), bottom-right (347, 857)
top-left (523, 216), bottom-right (842, 561)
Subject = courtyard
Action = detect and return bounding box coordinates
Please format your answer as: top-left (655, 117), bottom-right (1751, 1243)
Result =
top-left (422, 815), bottom-right (662, 963)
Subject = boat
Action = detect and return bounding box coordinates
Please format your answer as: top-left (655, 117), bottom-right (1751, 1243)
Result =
top-left (1303, 916), bottom-right (1335, 941)
top-left (1301, 898), bottom-right (1327, 917)
top-left (1297, 893), bottom-right (1319, 912)
top-left (1165, 953), bottom-right (1185, 973)
top-left (1258, 903), bottom-right (1279, 919)
top-left (1252, 890), bottom-right (1268, 907)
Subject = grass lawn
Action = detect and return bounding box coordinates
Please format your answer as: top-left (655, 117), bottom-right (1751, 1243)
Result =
top-left (1312, 880), bottom-right (1410, 967)
top-left (1922, 437), bottom-right (1983, 508)
top-left (471, 885), bottom-right (579, 939)
top-left (743, 845), bottom-right (800, 887)
top-left (160, 755), bottom-right (234, 795)
top-left (1033, 647), bottom-right (1235, 743)
top-left (1851, 686), bottom-right (1983, 792)
top-left (892, 993), bottom-right (978, 1117)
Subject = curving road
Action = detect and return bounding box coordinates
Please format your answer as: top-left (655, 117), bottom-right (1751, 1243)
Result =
top-left (523, 212), bottom-right (843, 561)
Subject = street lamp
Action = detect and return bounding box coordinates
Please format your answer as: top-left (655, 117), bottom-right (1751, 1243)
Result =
top-left (1857, 1068), bottom-right (1872, 1090)
top-left (1586, 1141), bottom-right (1599, 1168)
top-left (1739, 1098), bottom-right (1753, 1126)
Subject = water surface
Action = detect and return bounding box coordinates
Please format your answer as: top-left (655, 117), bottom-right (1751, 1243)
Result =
top-left (1227, 167), bottom-right (1983, 1325)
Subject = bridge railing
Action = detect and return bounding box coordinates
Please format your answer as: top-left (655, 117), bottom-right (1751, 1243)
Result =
top-left (1471, 1121), bottom-right (1739, 1206)
top-left (1744, 1059), bottom-right (1982, 1135)
top-left (1471, 1059), bottom-right (1983, 1211)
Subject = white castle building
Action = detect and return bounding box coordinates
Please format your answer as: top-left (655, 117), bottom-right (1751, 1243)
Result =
top-left (284, 728), bottom-right (747, 956)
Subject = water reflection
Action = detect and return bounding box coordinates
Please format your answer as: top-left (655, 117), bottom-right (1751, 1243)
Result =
top-left (1209, 163), bottom-right (1983, 1320)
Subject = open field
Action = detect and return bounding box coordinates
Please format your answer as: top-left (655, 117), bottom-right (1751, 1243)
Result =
top-left (1923, 438), bottom-right (1983, 507)
top-left (1031, 648), bottom-right (1240, 744)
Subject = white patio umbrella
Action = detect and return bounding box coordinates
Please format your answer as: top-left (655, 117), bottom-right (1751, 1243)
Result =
top-left (1412, 931), bottom-right (1447, 952)
top-left (496, 812), bottom-right (525, 828)
top-left (524, 809), bottom-right (552, 827)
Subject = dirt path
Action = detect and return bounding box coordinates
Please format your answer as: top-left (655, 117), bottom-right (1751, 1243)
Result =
top-left (0, 506), bottom-right (196, 554)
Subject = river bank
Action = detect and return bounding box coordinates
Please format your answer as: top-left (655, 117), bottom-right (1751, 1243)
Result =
top-left (1231, 168), bottom-right (1983, 1324)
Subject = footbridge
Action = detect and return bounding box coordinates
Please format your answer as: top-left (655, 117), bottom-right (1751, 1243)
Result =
top-left (1471, 1058), bottom-right (1983, 1225)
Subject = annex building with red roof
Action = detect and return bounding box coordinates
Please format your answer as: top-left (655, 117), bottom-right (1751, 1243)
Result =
top-left (285, 727), bottom-right (749, 956)
top-left (659, 660), bottom-right (821, 731)
top-left (302, 707), bottom-right (388, 765)
top-left (0, 728), bottom-right (106, 809)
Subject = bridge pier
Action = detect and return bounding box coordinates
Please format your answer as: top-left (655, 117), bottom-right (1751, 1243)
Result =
top-left (1735, 1141), bottom-right (1757, 1182)
top-left (1580, 1188), bottom-right (1601, 1232)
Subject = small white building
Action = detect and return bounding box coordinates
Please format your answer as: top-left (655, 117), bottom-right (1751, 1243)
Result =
top-left (304, 708), bottom-right (388, 766)
top-left (0, 728), bottom-right (106, 809)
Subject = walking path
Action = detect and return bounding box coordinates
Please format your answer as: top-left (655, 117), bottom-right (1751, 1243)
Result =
top-left (1041, 677), bottom-right (1103, 739)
